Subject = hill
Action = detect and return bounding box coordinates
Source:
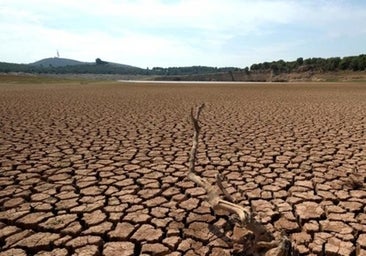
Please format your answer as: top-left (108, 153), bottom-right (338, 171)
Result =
top-left (0, 57), bottom-right (144, 75)
top-left (0, 54), bottom-right (365, 82)
top-left (30, 57), bottom-right (87, 67)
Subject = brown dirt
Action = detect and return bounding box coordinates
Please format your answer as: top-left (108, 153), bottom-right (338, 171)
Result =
top-left (0, 81), bottom-right (365, 255)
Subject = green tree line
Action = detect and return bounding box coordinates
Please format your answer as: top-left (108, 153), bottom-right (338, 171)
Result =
top-left (0, 62), bottom-right (239, 76)
top-left (0, 62), bottom-right (145, 75)
top-left (1, 54), bottom-right (365, 76)
top-left (148, 66), bottom-right (239, 76)
top-left (250, 54), bottom-right (366, 73)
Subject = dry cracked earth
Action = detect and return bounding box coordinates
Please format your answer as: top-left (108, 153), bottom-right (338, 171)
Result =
top-left (0, 81), bottom-right (365, 256)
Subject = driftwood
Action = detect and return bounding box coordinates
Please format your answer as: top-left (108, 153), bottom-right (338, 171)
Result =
top-left (187, 104), bottom-right (292, 256)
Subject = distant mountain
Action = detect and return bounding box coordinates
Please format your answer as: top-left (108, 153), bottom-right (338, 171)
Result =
top-left (29, 57), bottom-right (88, 67)
top-left (29, 57), bottom-right (141, 70)
top-left (1, 54), bottom-right (364, 81)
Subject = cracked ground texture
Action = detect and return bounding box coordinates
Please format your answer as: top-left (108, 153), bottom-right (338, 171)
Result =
top-left (0, 81), bottom-right (365, 256)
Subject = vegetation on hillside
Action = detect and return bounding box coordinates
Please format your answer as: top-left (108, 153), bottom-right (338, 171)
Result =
top-left (148, 66), bottom-right (238, 76)
top-left (250, 54), bottom-right (366, 73)
top-left (0, 54), bottom-right (365, 77)
top-left (0, 62), bottom-right (144, 75)
top-left (30, 57), bottom-right (86, 67)
top-left (0, 61), bottom-right (238, 76)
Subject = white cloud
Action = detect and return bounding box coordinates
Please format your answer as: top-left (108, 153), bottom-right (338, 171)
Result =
top-left (0, 18), bottom-right (200, 67)
top-left (0, 0), bottom-right (365, 67)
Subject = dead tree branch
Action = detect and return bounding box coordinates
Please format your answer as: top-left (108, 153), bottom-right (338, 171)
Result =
top-left (216, 173), bottom-right (236, 203)
top-left (187, 104), bottom-right (250, 225)
top-left (186, 104), bottom-right (293, 256)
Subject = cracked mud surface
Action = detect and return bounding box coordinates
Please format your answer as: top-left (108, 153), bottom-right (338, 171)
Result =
top-left (0, 82), bottom-right (365, 255)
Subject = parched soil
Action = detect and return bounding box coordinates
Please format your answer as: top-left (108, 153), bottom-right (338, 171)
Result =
top-left (0, 81), bottom-right (365, 255)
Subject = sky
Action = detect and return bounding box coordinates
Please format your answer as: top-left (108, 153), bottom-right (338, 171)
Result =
top-left (1, 0), bottom-right (366, 68)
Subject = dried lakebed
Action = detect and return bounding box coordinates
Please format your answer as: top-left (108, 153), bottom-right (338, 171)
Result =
top-left (0, 82), bottom-right (365, 255)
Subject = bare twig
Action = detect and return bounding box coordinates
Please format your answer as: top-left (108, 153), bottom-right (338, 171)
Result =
top-left (216, 173), bottom-right (235, 203)
top-left (187, 104), bottom-right (250, 225)
top-left (188, 104), bottom-right (205, 177)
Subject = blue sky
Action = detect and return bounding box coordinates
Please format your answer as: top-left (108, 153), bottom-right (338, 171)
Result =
top-left (0, 0), bottom-right (366, 68)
